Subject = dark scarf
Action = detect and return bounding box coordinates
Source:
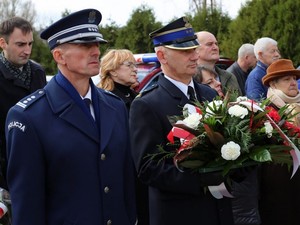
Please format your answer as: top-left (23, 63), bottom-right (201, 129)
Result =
top-left (0, 52), bottom-right (31, 89)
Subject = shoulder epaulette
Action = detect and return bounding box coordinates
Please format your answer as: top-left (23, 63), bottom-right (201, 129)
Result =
top-left (15, 89), bottom-right (45, 110)
top-left (136, 84), bottom-right (158, 98)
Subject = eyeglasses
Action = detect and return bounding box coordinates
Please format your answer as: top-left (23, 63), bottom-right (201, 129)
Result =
top-left (121, 61), bottom-right (138, 69)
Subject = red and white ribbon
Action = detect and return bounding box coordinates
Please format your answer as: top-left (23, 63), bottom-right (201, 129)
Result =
top-left (0, 202), bottom-right (7, 219)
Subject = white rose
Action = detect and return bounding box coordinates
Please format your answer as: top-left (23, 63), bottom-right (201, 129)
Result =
top-left (181, 113), bottom-right (202, 129)
top-left (264, 121), bottom-right (273, 138)
top-left (206, 100), bottom-right (223, 116)
top-left (221, 141), bottom-right (241, 161)
top-left (228, 105), bottom-right (249, 119)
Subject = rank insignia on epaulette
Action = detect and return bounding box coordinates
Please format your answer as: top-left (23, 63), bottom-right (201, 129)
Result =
top-left (16, 90), bottom-right (45, 109)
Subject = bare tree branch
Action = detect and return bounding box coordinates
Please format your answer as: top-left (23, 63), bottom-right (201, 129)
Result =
top-left (0, 0), bottom-right (36, 25)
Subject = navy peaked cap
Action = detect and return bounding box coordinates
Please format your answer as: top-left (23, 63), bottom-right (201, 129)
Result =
top-left (40, 8), bottom-right (107, 50)
top-left (149, 17), bottom-right (199, 50)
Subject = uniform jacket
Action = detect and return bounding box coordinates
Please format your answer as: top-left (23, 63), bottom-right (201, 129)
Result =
top-left (0, 60), bottom-right (46, 189)
top-left (245, 61), bottom-right (268, 100)
top-left (129, 73), bottom-right (234, 225)
top-left (5, 73), bottom-right (136, 225)
top-left (215, 66), bottom-right (242, 96)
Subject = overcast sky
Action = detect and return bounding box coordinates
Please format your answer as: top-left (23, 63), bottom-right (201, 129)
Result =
top-left (31, 0), bottom-right (247, 27)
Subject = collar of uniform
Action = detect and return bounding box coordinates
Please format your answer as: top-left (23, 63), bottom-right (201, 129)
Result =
top-left (164, 74), bottom-right (195, 98)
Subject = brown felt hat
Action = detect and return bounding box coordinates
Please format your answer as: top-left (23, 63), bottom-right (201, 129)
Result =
top-left (262, 59), bottom-right (300, 86)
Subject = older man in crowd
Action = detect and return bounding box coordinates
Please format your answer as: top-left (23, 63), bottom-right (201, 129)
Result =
top-left (245, 37), bottom-right (281, 100)
top-left (227, 43), bottom-right (257, 96)
top-left (196, 31), bottom-right (242, 96)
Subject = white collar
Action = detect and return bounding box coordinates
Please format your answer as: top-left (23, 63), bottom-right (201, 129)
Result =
top-left (164, 74), bottom-right (195, 98)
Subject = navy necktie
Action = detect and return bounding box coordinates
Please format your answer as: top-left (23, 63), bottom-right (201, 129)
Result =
top-left (83, 98), bottom-right (91, 114)
top-left (187, 86), bottom-right (196, 102)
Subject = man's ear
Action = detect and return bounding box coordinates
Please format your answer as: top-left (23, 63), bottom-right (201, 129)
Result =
top-left (156, 48), bottom-right (167, 64)
top-left (52, 48), bottom-right (65, 64)
top-left (0, 37), bottom-right (7, 49)
top-left (258, 51), bottom-right (263, 59)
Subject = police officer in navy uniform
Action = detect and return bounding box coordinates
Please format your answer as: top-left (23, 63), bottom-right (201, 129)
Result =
top-left (5, 9), bottom-right (136, 225)
top-left (129, 17), bottom-right (234, 225)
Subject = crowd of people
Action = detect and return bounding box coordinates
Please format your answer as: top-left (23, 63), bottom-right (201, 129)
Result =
top-left (1, 8), bottom-right (300, 225)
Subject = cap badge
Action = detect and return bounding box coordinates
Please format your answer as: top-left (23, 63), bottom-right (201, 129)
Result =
top-left (88, 11), bottom-right (96, 23)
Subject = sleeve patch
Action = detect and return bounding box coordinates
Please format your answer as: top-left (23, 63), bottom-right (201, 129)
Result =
top-left (8, 121), bottom-right (26, 132)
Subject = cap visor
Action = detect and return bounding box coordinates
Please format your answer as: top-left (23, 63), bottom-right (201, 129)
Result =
top-left (164, 40), bottom-right (199, 50)
top-left (69, 37), bottom-right (108, 44)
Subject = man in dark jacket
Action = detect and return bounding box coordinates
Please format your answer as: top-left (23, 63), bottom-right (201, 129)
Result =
top-left (226, 43), bottom-right (257, 96)
top-left (130, 17), bottom-right (234, 225)
top-left (0, 17), bottom-right (46, 190)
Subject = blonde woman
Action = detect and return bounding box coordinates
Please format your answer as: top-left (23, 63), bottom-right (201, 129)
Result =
top-left (98, 49), bottom-right (138, 111)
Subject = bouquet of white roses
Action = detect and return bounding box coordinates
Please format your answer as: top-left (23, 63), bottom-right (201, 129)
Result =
top-left (156, 96), bottom-right (300, 177)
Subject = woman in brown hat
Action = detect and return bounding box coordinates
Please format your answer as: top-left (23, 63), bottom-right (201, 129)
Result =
top-left (259, 59), bottom-right (300, 225)
top-left (262, 58), bottom-right (300, 126)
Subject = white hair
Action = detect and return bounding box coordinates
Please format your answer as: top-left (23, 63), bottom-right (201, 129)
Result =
top-left (238, 43), bottom-right (254, 58)
top-left (254, 37), bottom-right (277, 59)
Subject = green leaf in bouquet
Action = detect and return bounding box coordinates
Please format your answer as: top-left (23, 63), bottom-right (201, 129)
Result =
top-left (197, 157), bottom-right (227, 173)
top-left (146, 144), bottom-right (176, 164)
top-left (277, 104), bottom-right (292, 120)
top-left (268, 145), bottom-right (293, 152)
top-left (268, 145), bottom-right (293, 166)
top-left (270, 153), bottom-right (293, 165)
top-left (224, 117), bottom-right (251, 152)
top-left (222, 161), bottom-right (235, 176)
top-left (249, 148), bottom-right (272, 162)
top-left (205, 157), bottom-right (227, 167)
top-left (253, 109), bottom-right (268, 120)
